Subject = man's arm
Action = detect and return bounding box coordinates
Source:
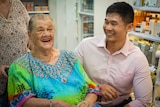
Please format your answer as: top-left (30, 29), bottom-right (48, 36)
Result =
top-left (129, 56), bottom-right (153, 107)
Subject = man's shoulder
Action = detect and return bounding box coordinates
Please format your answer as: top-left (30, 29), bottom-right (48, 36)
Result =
top-left (81, 35), bottom-right (105, 44)
top-left (128, 41), bottom-right (148, 61)
top-left (83, 35), bottom-right (104, 40)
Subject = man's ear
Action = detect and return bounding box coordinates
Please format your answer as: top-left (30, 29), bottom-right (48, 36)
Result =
top-left (127, 23), bottom-right (133, 32)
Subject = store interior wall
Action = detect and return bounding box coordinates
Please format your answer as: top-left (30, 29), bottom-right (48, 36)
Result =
top-left (49, 0), bottom-right (79, 51)
top-left (94, 0), bottom-right (117, 36)
top-left (94, 0), bottom-right (131, 36)
top-left (49, 0), bottom-right (131, 50)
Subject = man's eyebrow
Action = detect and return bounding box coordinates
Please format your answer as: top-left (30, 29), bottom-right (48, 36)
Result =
top-left (104, 19), bottom-right (117, 23)
top-left (111, 20), bottom-right (117, 23)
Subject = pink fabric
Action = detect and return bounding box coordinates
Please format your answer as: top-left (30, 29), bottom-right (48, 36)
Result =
top-left (75, 35), bottom-right (153, 107)
top-left (16, 93), bottom-right (35, 107)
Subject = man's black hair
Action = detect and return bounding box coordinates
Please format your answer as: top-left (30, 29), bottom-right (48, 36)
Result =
top-left (106, 2), bottom-right (134, 24)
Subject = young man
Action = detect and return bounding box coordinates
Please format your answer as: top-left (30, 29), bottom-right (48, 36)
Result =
top-left (75, 2), bottom-right (152, 107)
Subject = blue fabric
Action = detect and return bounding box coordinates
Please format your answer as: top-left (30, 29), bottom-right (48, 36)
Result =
top-left (8, 50), bottom-right (99, 107)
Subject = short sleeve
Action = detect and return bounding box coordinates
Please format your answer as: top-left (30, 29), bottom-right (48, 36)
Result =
top-left (75, 60), bottom-right (100, 95)
top-left (8, 63), bottom-right (36, 107)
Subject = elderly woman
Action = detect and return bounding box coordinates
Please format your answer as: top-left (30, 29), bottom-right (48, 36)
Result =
top-left (8, 14), bottom-right (100, 107)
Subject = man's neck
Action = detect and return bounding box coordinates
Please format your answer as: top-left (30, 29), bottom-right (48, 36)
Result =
top-left (106, 40), bottom-right (125, 54)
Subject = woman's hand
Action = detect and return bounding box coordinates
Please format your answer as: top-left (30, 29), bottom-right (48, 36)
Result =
top-left (52, 100), bottom-right (76, 107)
top-left (23, 98), bottom-right (76, 107)
top-left (100, 84), bottom-right (119, 101)
top-left (77, 101), bottom-right (93, 107)
top-left (77, 93), bottom-right (97, 107)
top-left (0, 65), bottom-right (9, 78)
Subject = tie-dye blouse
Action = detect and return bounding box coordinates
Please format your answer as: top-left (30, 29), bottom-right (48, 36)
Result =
top-left (8, 50), bottom-right (100, 107)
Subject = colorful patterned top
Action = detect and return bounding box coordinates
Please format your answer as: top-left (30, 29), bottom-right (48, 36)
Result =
top-left (0, 0), bottom-right (29, 95)
top-left (8, 50), bottom-right (100, 107)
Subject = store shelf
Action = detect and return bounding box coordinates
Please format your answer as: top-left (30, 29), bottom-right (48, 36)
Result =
top-left (83, 34), bottom-right (93, 38)
top-left (82, 20), bottom-right (94, 23)
top-left (28, 11), bottom-right (49, 14)
top-left (79, 11), bottom-right (94, 16)
top-left (133, 6), bottom-right (160, 12)
top-left (21, 0), bottom-right (49, 15)
top-left (128, 31), bottom-right (160, 43)
top-left (78, 0), bottom-right (94, 40)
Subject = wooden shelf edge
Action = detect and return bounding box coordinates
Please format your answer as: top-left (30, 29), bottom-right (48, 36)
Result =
top-left (28, 11), bottom-right (49, 14)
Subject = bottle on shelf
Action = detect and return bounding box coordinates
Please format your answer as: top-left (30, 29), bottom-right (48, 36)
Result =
top-left (154, 55), bottom-right (160, 107)
top-left (21, 0), bottom-right (49, 14)
top-left (80, 0), bottom-right (94, 39)
top-left (22, 2), bottom-right (34, 11)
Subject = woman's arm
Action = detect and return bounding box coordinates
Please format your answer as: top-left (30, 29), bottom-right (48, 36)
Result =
top-left (77, 93), bottom-right (97, 107)
top-left (22, 98), bottom-right (50, 107)
top-left (23, 97), bottom-right (75, 107)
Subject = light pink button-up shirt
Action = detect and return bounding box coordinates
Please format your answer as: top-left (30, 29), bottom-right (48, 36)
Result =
top-left (75, 35), bottom-right (153, 107)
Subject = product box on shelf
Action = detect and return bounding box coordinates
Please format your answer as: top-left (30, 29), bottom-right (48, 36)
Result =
top-left (133, 0), bottom-right (143, 6)
top-left (22, 2), bottom-right (34, 11)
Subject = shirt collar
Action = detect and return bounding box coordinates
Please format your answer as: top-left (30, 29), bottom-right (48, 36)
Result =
top-left (96, 35), bottom-right (130, 56)
top-left (97, 35), bottom-right (106, 48)
top-left (116, 39), bottom-right (130, 56)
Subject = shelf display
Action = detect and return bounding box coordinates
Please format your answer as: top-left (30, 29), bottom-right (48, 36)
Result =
top-left (128, 0), bottom-right (160, 48)
top-left (21, 0), bottom-right (49, 15)
top-left (79, 0), bottom-right (94, 39)
top-left (129, 31), bottom-right (160, 43)
top-left (129, 0), bottom-right (160, 78)
top-left (129, 1), bottom-right (160, 106)
top-left (81, 15), bottom-right (94, 38)
top-left (133, 6), bottom-right (160, 12)
top-left (81, 0), bottom-right (93, 13)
